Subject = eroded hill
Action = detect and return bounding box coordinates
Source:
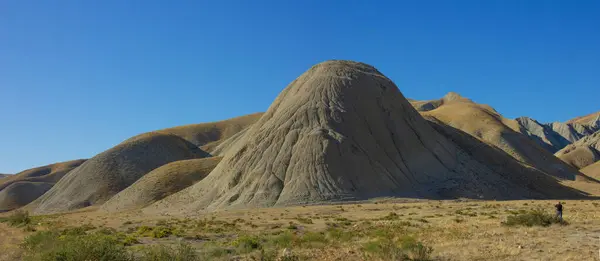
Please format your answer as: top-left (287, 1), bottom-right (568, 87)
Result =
top-left (0, 160), bottom-right (85, 212)
top-left (27, 132), bottom-right (209, 214)
top-left (148, 60), bottom-right (585, 214)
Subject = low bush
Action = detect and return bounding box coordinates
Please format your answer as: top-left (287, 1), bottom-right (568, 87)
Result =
top-left (362, 234), bottom-right (434, 261)
top-left (0, 210), bottom-right (31, 227)
top-left (21, 228), bottom-right (199, 261)
top-left (21, 231), bottom-right (132, 261)
top-left (151, 226), bottom-right (173, 238)
top-left (232, 235), bottom-right (262, 253)
top-left (502, 208), bottom-right (566, 227)
top-left (137, 243), bottom-right (198, 261)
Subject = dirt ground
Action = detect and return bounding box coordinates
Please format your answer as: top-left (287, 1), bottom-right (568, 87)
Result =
top-left (1, 199), bottom-right (599, 261)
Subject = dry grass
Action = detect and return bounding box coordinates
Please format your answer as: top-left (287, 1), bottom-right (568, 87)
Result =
top-left (1, 199), bottom-right (599, 260)
top-left (582, 161), bottom-right (600, 180)
top-left (422, 97), bottom-right (580, 181)
top-left (566, 111), bottom-right (600, 125)
top-left (0, 159), bottom-right (86, 212)
top-left (0, 159), bottom-right (86, 190)
top-left (159, 113), bottom-right (263, 151)
top-left (102, 157), bottom-right (222, 212)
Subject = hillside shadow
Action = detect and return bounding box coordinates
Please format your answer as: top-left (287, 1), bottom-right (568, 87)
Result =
top-left (426, 119), bottom-right (596, 200)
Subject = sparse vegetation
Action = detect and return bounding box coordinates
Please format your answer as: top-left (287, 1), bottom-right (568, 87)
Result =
top-left (362, 234), bottom-right (433, 261)
top-left (0, 210), bottom-right (31, 227)
top-left (502, 208), bottom-right (567, 227)
top-left (295, 216), bottom-right (313, 224)
top-left (3, 200), bottom-right (598, 260)
top-left (138, 242), bottom-right (198, 261)
top-left (21, 230), bottom-right (132, 261)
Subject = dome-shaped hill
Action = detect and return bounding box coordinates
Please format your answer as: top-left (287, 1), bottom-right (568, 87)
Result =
top-left (410, 92), bottom-right (473, 112)
top-left (102, 156), bottom-right (222, 212)
top-left (28, 132), bottom-right (209, 214)
top-left (159, 113), bottom-right (263, 155)
top-left (0, 182), bottom-right (54, 212)
top-left (148, 60), bottom-right (584, 213)
top-left (567, 111), bottom-right (600, 126)
top-left (0, 160), bottom-right (86, 212)
top-left (419, 95), bottom-right (580, 180)
top-left (0, 159), bottom-right (86, 191)
top-left (555, 131), bottom-right (600, 169)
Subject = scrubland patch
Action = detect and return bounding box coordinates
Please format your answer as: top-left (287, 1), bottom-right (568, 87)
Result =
top-left (1, 199), bottom-right (598, 261)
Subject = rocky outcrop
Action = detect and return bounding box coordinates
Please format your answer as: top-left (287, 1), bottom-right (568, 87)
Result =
top-left (516, 114), bottom-right (600, 153)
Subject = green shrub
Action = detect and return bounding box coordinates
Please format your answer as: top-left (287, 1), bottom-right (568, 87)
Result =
top-left (398, 235), bottom-right (434, 261)
top-left (21, 230), bottom-right (59, 252)
top-left (502, 208), bottom-right (566, 227)
top-left (1, 210), bottom-right (31, 227)
top-left (300, 231), bottom-right (327, 247)
top-left (382, 212), bottom-right (400, 220)
top-left (295, 217), bottom-right (313, 224)
top-left (96, 227), bottom-right (118, 235)
top-left (136, 225), bottom-right (153, 236)
top-left (269, 231), bottom-right (296, 248)
top-left (151, 226), bottom-right (173, 238)
top-left (362, 233), bottom-right (433, 261)
top-left (232, 235), bottom-right (262, 253)
top-left (21, 231), bottom-right (132, 261)
top-left (325, 228), bottom-right (354, 242)
top-left (122, 234), bottom-right (140, 246)
top-left (286, 222), bottom-right (298, 230)
top-left (137, 243), bottom-right (198, 261)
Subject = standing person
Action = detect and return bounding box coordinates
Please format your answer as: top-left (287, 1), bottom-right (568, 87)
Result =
top-left (554, 202), bottom-right (563, 221)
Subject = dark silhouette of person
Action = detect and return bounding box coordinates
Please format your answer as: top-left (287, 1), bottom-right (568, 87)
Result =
top-left (555, 202), bottom-right (563, 221)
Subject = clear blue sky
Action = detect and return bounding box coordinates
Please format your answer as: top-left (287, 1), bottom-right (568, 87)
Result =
top-left (1, 0), bottom-right (599, 173)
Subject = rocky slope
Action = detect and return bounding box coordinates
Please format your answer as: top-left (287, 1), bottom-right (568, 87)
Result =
top-left (555, 131), bottom-right (600, 169)
top-left (148, 60), bottom-right (584, 213)
top-left (515, 113), bottom-right (600, 153)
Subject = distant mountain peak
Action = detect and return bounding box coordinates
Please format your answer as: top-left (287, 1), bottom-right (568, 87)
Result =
top-left (443, 91), bottom-right (464, 101)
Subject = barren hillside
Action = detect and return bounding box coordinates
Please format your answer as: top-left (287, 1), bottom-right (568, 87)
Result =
top-left (101, 156), bottom-right (222, 212)
top-left (0, 160), bottom-right (85, 212)
top-left (555, 131), bottom-right (600, 169)
top-left (159, 113), bottom-right (263, 155)
top-left (27, 132), bottom-right (209, 214)
top-left (149, 60), bottom-right (585, 214)
top-left (581, 161), bottom-right (600, 180)
top-left (417, 93), bottom-right (580, 180)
